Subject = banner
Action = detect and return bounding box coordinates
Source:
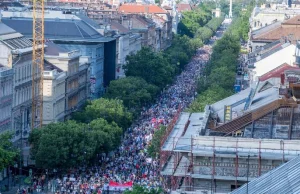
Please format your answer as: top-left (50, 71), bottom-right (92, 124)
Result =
top-left (108, 181), bottom-right (133, 191)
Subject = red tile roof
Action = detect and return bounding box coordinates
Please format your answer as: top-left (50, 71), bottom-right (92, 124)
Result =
top-left (118, 4), bottom-right (167, 14)
top-left (259, 63), bottom-right (299, 81)
top-left (282, 15), bottom-right (300, 25)
top-left (176, 3), bottom-right (191, 12)
top-left (253, 15), bottom-right (300, 42)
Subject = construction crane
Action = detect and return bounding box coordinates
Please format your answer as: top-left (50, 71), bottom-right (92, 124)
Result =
top-left (31, 0), bottom-right (45, 129)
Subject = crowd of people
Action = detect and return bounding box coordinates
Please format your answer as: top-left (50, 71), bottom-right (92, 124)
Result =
top-left (27, 43), bottom-right (214, 194)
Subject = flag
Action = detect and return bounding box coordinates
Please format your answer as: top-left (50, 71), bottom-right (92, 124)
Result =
top-left (108, 181), bottom-right (133, 191)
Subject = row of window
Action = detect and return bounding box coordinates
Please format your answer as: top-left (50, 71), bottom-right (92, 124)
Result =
top-left (0, 81), bottom-right (13, 97)
top-left (0, 105), bottom-right (12, 121)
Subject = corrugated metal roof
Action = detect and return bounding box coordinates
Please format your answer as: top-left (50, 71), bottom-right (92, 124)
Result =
top-left (230, 156), bottom-right (300, 194)
top-left (2, 37), bottom-right (32, 50)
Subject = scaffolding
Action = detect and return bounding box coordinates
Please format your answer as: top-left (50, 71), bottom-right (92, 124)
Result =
top-left (160, 134), bottom-right (300, 193)
top-left (212, 98), bottom-right (298, 135)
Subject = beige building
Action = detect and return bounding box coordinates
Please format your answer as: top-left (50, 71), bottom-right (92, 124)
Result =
top-left (44, 43), bottom-right (90, 121)
top-left (42, 60), bottom-right (67, 125)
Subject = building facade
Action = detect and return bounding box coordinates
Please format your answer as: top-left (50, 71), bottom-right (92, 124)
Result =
top-left (0, 22), bottom-right (39, 140)
top-left (44, 43), bottom-right (90, 120)
top-left (0, 66), bottom-right (13, 134)
top-left (42, 61), bottom-right (67, 125)
top-left (2, 11), bottom-right (116, 99)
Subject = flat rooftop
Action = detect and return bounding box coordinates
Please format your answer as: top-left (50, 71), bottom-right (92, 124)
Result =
top-left (162, 112), bottom-right (190, 151)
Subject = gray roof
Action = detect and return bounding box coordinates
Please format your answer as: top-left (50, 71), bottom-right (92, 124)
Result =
top-left (230, 155), bottom-right (300, 194)
top-left (2, 37), bottom-right (32, 50)
top-left (0, 2), bottom-right (24, 7)
top-left (1, 18), bottom-right (111, 42)
top-left (44, 60), bottom-right (63, 72)
top-left (75, 14), bottom-right (100, 29)
top-left (45, 42), bottom-right (70, 56)
top-left (0, 22), bottom-right (16, 35)
top-left (111, 20), bottom-right (130, 34)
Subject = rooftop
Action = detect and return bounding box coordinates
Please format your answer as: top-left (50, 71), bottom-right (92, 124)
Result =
top-left (176, 3), bottom-right (191, 12)
top-left (252, 15), bottom-right (300, 42)
top-left (259, 63), bottom-right (300, 81)
top-left (110, 20), bottom-right (130, 34)
top-left (282, 14), bottom-right (300, 25)
top-left (44, 60), bottom-right (63, 73)
top-left (2, 18), bottom-right (114, 42)
top-left (231, 155), bottom-right (300, 194)
top-left (45, 42), bottom-right (70, 56)
top-left (118, 4), bottom-right (167, 14)
top-left (0, 22), bottom-right (16, 35)
top-left (0, 2), bottom-right (24, 8)
top-left (0, 22), bottom-right (33, 52)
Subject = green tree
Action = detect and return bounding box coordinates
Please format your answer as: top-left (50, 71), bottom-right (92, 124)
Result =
top-left (197, 76), bottom-right (209, 94)
top-left (177, 9), bottom-right (212, 37)
top-left (208, 67), bottom-right (236, 90)
top-left (0, 133), bottom-right (18, 171)
top-left (73, 98), bottom-right (132, 129)
top-left (195, 26), bottom-right (213, 43)
top-left (188, 86), bottom-right (233, 112)
top-left (105, 77), bottom-right (159, 110)
top-left (89, 118), bottom-right (122, 153)
top-left (29, 121), bottom-right (97, 169)
top-left (147, 126), bottom-right (166, 158)
top-left (124, 47), bottom-right (175, 88)
top-left (124, 185), bottom-right (163, 194)
top-left (29, 119), bottom-right (122, 169)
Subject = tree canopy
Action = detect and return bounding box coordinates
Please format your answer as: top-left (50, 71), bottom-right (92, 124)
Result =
top-left (105, 77), bottom-right (159, 110)
top-left (124, 47), bottom-right (175, 88)
top-left (188, 1), bottom-right (254, 113)
top-left (147, 126), bottom-right (166, 158)
top-left (0, 133), bottom-right (18, 171)
top-left (72, 98), bottom-right (132, 130)
top-left (124, 185), bottom-right (163, 194)
top-left (187, 85), bottom-right (233, 112)
top-left (29, 121), bottom-right (95, 169)
top-left (177, 8), bottom-right (212, 37)
top-left (29, 119), bottom-right (122, 169)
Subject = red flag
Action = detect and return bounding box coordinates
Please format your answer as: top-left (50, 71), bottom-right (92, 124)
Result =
top-left (108, 181), bottom-right (133, 191)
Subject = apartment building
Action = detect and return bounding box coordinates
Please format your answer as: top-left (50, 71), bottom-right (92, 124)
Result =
top-left (0, 22), bottom-right (39, 141)
top-left (118, 4), bottom-right (172, 50)
top-left (44, 43), bottom-right (90, 120)
top-left (0, 65), bottom-right (13, 134)
top-left (2, 10), bottom-right (116, 98)
top-left (109, 20), bottom-right (142, 78)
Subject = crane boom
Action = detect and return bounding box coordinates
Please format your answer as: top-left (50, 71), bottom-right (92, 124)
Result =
top-left (32, 0), bottom-right (44, 129)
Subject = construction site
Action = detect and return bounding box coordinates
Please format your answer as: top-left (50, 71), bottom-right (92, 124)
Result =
top-left (160, 68), bottom-right (300, 193)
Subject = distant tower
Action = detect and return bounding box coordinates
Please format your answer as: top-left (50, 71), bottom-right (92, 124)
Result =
top-left (229, 0), bottom-right (233, 18)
